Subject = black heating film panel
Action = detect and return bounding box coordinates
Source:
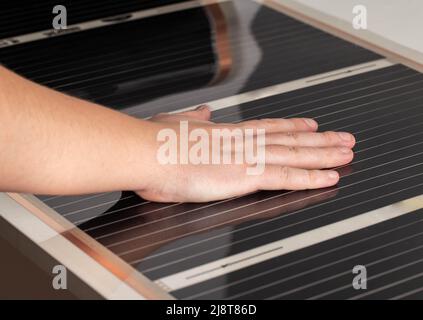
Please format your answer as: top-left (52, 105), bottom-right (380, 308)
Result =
top-left (4, 0), bottom-right (421, 300)
top-left (0, 0), bottom-right (187, 39)
top-left (172, 208), bottom-right (423, 300)
top-left (37, 64), bottom-right (423, 299)
top-left (0, 0), bottom-right (381, 114)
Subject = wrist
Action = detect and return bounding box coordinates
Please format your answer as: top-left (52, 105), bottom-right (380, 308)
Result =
top-left (124, 119), bottom-right (164, 192)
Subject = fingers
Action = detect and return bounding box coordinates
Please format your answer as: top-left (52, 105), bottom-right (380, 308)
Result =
top-left (265, 131), bottom-right (356, 148)
top-left (240, 118), bottom-right (318, 133)
top-left (176, 105), bottom-right (211, 121)
top-left (265, 145), bottom-right (354, 169)
top-left (253, 166), bottom-right (340, 190)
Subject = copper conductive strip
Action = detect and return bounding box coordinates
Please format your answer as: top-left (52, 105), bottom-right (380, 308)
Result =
top-left (261, 0), bottom-right (423, 74)
top-left (6, 192), bottom-right (173, 299)
top-left (206, 3), bottom-right (233, 85)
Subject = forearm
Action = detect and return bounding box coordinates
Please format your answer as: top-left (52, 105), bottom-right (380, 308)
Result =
top-left (0, 66), bottom-right (355, 202)
top-left (0, 66), bottom-right (157, 195)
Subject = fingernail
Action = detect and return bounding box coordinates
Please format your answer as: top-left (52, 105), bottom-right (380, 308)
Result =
top-left (196, 105), bottom-right (206, 111)
top-left (304, 118), bottom-right (317, 128)
top-left (339, 147), bottom-right (352, 154)
top-left (328, 171), bottom-right (339, 180)
top-left (338, 132), bottom-right (353, 142)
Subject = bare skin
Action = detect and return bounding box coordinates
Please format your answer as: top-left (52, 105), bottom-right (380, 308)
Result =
top-left (0, 66), bottom-right (355, 202)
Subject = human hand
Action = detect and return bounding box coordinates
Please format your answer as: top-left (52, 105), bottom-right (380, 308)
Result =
top-left (136, 106), bottom-right (355, 203)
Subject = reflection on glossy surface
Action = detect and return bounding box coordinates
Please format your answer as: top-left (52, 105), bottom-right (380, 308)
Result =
top-left (1, 0), bottom-right (379, 117)
top-left (78, 188), bottom-right (338, 264)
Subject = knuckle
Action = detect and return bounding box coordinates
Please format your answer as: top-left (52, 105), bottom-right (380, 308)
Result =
top-left (319, 150), bottom-right (331, 168)
top-left (153, 112), bottom-right (169, 119)
top-left (261, 118), bottom-right (274, 124)
top-left (323, 131), bottom-right (335, 143)
top-left (243, 120), bottom-right (260, 128)
top-left (288, 132), bottom-right (299, 142)
top-left (307, 170), bottom-right (318, 185)
top-left (279, 166), bottom-right (290, 183)
top-left (258, 118), bottom-right (275, 129)
top-left (288, 146), bottom-right (299, 154)
top-left (327, 148), bottom-right (338, 162)
top-left (292, 118), bottom-right (304, 128)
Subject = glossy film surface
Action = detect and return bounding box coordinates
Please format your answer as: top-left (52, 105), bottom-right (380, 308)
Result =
top-left (2, 0), bottom-right (422, 299)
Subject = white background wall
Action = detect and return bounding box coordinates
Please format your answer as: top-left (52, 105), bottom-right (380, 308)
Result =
top-left (294, 0), bottom-right (422, 53)
top-left (278, 0), bottom-right (423, 63)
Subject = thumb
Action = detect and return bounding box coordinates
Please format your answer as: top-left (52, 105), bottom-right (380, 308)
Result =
top-left (177, 105), bottom-right (211, 121)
